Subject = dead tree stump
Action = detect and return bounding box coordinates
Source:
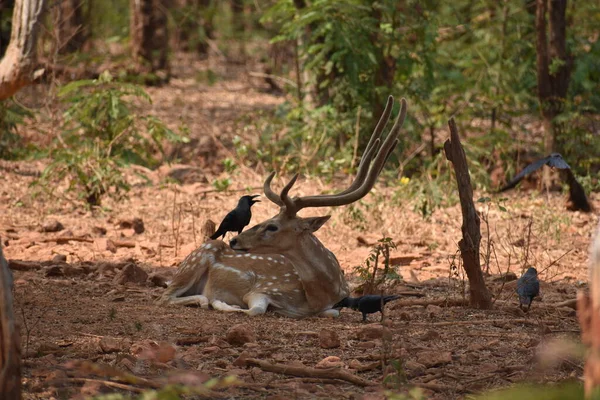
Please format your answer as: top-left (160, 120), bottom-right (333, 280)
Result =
top-left (443, 118), bottom-right (492, 309)
top-left (578, 222), bottom-right (600, 398)
top-left (0, 241), bottom-right (20, 399)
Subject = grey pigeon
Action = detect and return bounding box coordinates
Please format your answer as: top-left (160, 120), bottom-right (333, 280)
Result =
top-left (516, 267), bottom-right (540, 311)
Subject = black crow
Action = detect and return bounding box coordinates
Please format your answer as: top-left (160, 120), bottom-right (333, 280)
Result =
top-left (210, 195), bottom-right (260, 240)
top-left (516, 267), bottom-right (540, 311)
top-left (334, 294), bottom-right (401, 322)
top-left (499, 153), bottom-right (592, 212)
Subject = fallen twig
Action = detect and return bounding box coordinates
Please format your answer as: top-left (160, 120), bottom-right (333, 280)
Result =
top-left (412, 381), bottom-right (467, 393)
top-left (51, 377), bottom-right (144, 393)
top-left (391, 298), bottom-right (469, 308)
top-left (413, 318), bottom-right (555, 327)
top-left (243, 358), bottom-right (376, 387)
top-left (41, 237), bottom-right (94, 244)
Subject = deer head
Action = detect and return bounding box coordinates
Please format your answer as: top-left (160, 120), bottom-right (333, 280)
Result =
top-left (159, 96), bottom-right (407, 318)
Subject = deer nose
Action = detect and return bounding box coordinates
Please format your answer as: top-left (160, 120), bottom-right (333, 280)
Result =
top-left (229, 238), bottom-right (238, 248)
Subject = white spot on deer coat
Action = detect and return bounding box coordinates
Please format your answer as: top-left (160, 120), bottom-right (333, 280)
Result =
top-left (213, 263), bottom-right (250, 280)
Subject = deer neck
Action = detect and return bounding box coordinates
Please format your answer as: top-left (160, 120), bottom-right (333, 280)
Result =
top-left (284, 232), bottom-right (349, 312)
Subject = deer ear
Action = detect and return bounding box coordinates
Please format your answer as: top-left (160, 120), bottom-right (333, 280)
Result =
top-left (302, 216), bottom-right (331, 232)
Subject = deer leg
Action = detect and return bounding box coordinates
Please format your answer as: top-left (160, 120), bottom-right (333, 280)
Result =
top-left (211, 300), bottom-right (246, 313)
top-left (242, 293), bottom-right (270, 316)
top-left (318, 309), bottom-right (340, 318)
top-left (165, 295), bottom-right (210, 309)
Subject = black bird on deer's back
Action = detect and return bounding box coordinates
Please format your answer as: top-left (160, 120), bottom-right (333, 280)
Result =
top-left (334, 294), bottom-right (401, 322)
top-left (210, 195), bottom-right (260, 240)
top-left (498, 153), bottom-right (593, 212)
top-left (516, 267), bottom-right (540, 312)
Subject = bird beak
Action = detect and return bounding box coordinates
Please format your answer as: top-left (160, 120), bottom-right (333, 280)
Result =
top-left (250, 195), bottom-right (261, 202)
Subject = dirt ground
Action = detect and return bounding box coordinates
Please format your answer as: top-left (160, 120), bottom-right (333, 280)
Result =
top-left (1, 52), bottom-right (598, 399)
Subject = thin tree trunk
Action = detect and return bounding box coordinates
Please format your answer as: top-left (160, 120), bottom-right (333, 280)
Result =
top-left (444, 118), bottom-right (492, 309)
top-left (53, 0), bottom-right (87, 53)
top-left (0, 0), bottom-right (46, 100)
top-left (130, 0), bottom-right (170, 77)
top-left (0, 240), bottom-right (20, 399)
top-left (535, 0), bottom-right (570, 158)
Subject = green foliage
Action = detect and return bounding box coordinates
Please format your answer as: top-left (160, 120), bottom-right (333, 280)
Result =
top-left (91, 376), bottom-right (241, 400)
top-left (473, 382), bottom-right (586, 400)
top-left (259, 0), bottom-right (599, 197)
top-left (353, 237), bottom-right (401, 293)
top-left (0, 99), bottom-right (34, 160)
top-left (34, 71), bottom-right (188, 206)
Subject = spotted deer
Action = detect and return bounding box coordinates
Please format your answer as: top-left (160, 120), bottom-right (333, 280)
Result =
top-left (158, 96), bottom-right (407, 318)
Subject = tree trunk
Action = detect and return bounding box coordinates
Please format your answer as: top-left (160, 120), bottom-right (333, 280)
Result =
top-left (0, 0), bottom-right (46, 100)
top-left (535, 0), bottom-right (570, 160)
top-left (173, 0), bottom-right (214, 56)
top-left (53, 0), bottom-right (87, 54)
top-left (578, 222), bottom-right (600, 398)
top-left (130, 0), bottom-right (170, 77)
top-left (0, 240), bottom-right (20, 400)
top-left (443, 118), bottom-right (492, 309)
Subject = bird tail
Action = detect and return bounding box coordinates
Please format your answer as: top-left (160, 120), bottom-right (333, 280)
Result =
top-left (383, 295), bottom-right (401, 304)
top-left (210, 228), bottom-right (225, 241)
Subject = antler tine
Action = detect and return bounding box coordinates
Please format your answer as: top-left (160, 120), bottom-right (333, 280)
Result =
top-left (292, 98), bottom-right (408, 210)
top-left (280, 173), bottom-right (300, 215)
top-left (264, 171), bottom-right (284, 206)
top-left (337, 96), bottom-right (394, 196)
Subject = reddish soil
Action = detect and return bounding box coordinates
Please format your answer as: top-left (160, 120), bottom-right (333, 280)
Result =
top-left (1, 53), bottom-right (596, 399)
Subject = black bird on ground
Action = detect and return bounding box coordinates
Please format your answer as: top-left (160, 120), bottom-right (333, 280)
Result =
top-left (334, 294), bottom-right (401, 322)
top-left (516, 267), bottom-right (540, 312)
top-left (210, 195), bottom-right (260, 240)
top-left (498, 153), bottom-right (593, 213)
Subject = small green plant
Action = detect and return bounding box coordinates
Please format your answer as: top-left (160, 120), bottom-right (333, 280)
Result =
top-left (222, 157), bottom-right (238, 173)
top-left (108, 307), bottom-right (117, 321)
top-left (213, 177), bottom-right (232, 191)
top-left (34, 71), bottom-right (188, 206)
top-left (134, 321), bottom-right (143, 331)
top-left (0, 99), bottom-right (34, 160)
top-left (353, 237), bottom-right (400, 293)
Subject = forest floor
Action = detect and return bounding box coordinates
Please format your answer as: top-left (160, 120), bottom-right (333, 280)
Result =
top-left (1, 52), bottom-right (597, 400)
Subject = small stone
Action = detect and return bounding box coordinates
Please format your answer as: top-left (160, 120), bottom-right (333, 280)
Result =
top-left (44, 266), bottom-right (64, 277)
top-left (355, 341), bottom-right (377, 349)
top-left (319, 329), bottom-right (340, 349)
top-left (233, 351), bottom-right (250, 367)
top-left (315, 356), bottom-right (344, 369)
top-left (132, 218), bottom-right (145, 234)
top-left (399, 311), bottom-right (411, 321)
top-left (114, 263), bottom-right (148, 285)
top-left (99, 337), bottom-right (121, 353)
top-left (40, 220), bottom-right (64, 233)
top-left (425, 304), bottom-right (442, 318)
top-left (92, 226), bottom-right (107, 236)
top-left (119, 218), bottom-right (145, 234)
top-left (215, 359), bottom-right (228, 368)
top-left (357, 324), bottom-right (392, 341)
top-left (404, 360), bottom-right (426, 376)
top-left (202, 346), bottom-right (221, 354)
top-left (416, 350), bottom-right (452, 367)
top-left (419, 329), bottom-right (440, 341)
top-left (149, 272), bottom-right (170, 288)
top-left (226, 324), bottom-right (256, 346)
top-left (106, 239), bottom-right (117, 253)
top-left (51, 254), bottom-right (67, 263)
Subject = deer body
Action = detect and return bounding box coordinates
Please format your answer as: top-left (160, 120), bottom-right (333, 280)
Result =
top-left (159, 96), bottom-right (408, 318)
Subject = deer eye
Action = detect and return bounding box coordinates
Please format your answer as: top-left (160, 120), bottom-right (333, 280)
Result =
top-left (265, 224), bottom-right (279, 232)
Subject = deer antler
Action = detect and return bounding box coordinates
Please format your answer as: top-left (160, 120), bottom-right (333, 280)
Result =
top-left (264, 96), bottom-right (407, 216)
